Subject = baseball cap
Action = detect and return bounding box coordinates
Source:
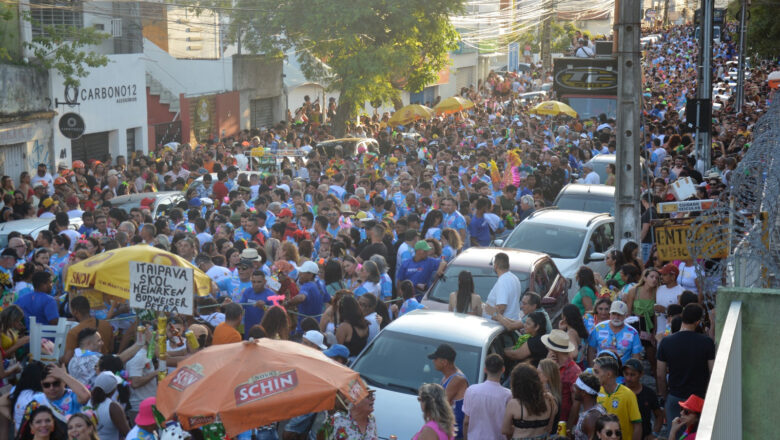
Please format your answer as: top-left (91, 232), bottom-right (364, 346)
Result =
top-left (93, 371), bottom-right (119, 395)
top-left (42, 197), bottom-right (57, 209)
top-left (323, 344), bottom-right (350, 360)
top-left (298, 260), bottom-right (319, 274)
top-left (188, 198), bottom-right (203, 207)
top-left (610, 300), bottom-right (629, 316)
top-left (427, 344), bottom-right (456, 362)
top-left (414, 240), bottom-right (432, 251)
top-left (302, 330), bottom-right (327, 350)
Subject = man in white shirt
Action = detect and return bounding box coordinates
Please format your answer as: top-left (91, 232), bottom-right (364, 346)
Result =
top-left (30, 163), bottom-right (54, 196)
top-left (196, 254), bottom-right (232, 285)
top-left (656, 263), bottom-right (685, 335)
top-left (65, 195), bottom-right (85, 218)
top-left (485, 252), bottom-right (522, 320)
top-left (582, 163), bottom-right (601, 184)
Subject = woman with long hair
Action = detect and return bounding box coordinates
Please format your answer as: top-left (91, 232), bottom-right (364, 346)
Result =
top-left (259, 306), bottom-right (289, 340)
top-left (592, 414), bottom-right (622, 440)
top-left (421, 210), bottom-right (444, 240)
top-left (323, 259), bottom-right (346, 297)
top-left (537, 359), bottom-right (562, 420)
top-left (625, 267), bottom-right (660, 372)
top-left (622, 241), bottom-right (643, 272)
top-left (90, 373), bottom-right (130, 440)
top-left (341, 256), bottom-right (360, 290)
top-left (0, 304), bottom-right (29, 355)
top-left (320, 290), bottom-right (351, 344)
top-left (413, 383), bottom-right (455, 440)
top-left (502, 363), bottom-right (558, 440)
top-left (572, 266), bottom-right (598, 315)
top-left (440, 228), bottom-right (462, 262)
top-left (603, 250), bottom-right (626, 290)
top-left (280, 241), bottom-right (301, 267)
top-left (354, 260), bottom-right (382, 297)
top-left (16, 406), bottom-right (66, 440)
top-left (9, 361), bottom-right (47, 432)
top-left (559, 304), bottom-right (590, 365)
top-left (335, 295), bottom-right (370, 359)
top-left (448, 271), bottom-right (482, 316)
top-left (66, 413), bottom-right (98, 440)
top-left (617, 264), bottom-right (641, 301)
top-left (504, 311), bottom-right (549, 366)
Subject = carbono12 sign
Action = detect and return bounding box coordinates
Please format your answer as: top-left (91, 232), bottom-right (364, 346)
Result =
top-left (555, 67), bottom-right (617, 91)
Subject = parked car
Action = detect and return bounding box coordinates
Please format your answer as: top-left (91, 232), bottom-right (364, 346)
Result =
top-left (110, 192), bottom-right (185, 219)
top-left (315, 138), bottom-right (378, 158)
top-left (422, 247), bottom-right (568, 320)
top-left (351, 310), bottom-right (517, 440)
top-left (582, 154), bottom-right (651, 185)
top-left (554, 183), bottom-right (615, 215)
top-left (0, 217), bottom-right (82, 248)
top-left (496, 209), bottom-right (615, 298)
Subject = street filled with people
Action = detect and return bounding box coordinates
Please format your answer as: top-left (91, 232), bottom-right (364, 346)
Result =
top-left (0, 20), bottom-right (775, 440)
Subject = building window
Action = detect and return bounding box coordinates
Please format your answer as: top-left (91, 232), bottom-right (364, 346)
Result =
top-left (126, 128), bottom-right (136, 155)
top-left (30, 0), bottom-right (83, 37)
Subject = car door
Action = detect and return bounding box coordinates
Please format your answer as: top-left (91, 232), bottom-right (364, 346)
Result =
top-left (487, 330), bottom-right (519, 383)
top-left (585, 221), bottom-right (614, 276)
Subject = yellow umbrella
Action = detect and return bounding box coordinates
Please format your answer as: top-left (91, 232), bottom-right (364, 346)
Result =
top-left (433, 96), bottom-right (475, 115)
top-left (65, 245), bottom-right (212, 299)
top-left (388, 104), bottom-right (433, 126)
top-left (528, 100), bottom-right (578, 118)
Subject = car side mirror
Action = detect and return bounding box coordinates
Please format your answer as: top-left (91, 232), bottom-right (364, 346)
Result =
top-left (493, 239), bottom-right (504, 247)
top-left (588, 252), bottom-right (606, 263)
top-left (541, 297), bottom-right (557, 308)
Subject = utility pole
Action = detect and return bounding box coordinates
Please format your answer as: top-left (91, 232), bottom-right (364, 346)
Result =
top-left (541, 0), bottom-right (553, 72)
top-left (696, 0), bottom-right (713, 174)
top-left (735, 0), bottom-right (748, 113)
top-left (614, 0), bottom-right (642, 250)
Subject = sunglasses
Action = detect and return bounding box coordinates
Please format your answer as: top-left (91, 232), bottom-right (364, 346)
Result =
top-left (42, 380), bottom-right (61, 388)
top-left (603, 429), bottom-right (621, 437)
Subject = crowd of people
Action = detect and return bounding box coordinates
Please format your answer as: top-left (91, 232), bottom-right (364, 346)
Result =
top-left (0, 19), bottom-right (773, 440)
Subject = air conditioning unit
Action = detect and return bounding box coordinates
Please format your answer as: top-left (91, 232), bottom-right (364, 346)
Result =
top-left (111, 19), bottom-right (122, 37)
top-left (187, 45), bottom-right (203, 51)
top-left (186, 36), bottom-right (203, 42)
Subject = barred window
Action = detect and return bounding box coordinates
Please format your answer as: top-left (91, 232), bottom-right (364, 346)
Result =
top-left (30, 0), bottom-right (83, 37)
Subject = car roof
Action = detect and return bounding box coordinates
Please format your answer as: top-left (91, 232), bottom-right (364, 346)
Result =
top-left (317, 138), bottom-right (376, 144)
top-left (523, 209), bottom-right (613, 227)
top-left (384, 309), bottom-right (505, 347)
top-left (111, 192), bottom-right (179, 204)
top-left (558, 184), bottom-right (615, 197)
top-left (588, 154), bottom-right (616, 163)
top-left (0, 218), bottom-right (52, 233)
top-left (447, 246), bottom-right (547, 272)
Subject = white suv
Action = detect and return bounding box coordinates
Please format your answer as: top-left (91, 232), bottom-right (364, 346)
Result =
top-left (496, 209), bottom-right (615, 299)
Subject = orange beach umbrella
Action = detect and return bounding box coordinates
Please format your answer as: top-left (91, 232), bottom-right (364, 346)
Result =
top-left (155, 338), bottom-right (368, 437)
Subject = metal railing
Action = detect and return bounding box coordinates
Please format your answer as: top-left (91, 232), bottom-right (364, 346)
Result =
top-left (698, 300), bottom-right (743, 439)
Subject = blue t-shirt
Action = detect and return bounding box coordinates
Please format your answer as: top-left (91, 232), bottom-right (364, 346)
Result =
top-left (297, 281), bottom-right (330, 326)
top-left (240, 287), bottom-right (276, 333)
top-left (468, 215), bottom-right (491, 246)
top-left (379, 274), bottom-right (393, 299)
top-left (217, 276), bottom-right (252, 303)
top-left (15, 291), bottom-right (59, 327)
top-left (396, 257), bottom-right (440, 290)
top-left (587, 321), bottom-right (643, 364)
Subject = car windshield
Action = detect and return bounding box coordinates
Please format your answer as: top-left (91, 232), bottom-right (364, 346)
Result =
top-left (111, 200), bottom-right (144, 214)
top-left (352, 330), bottom-right (482, 394)
top-left (555, 195), bottom-right (615, 216)
top-left (428, 266), bottom-right (529, 303)
top-left (503, 223), bottom-right (586, 259)
top-left (586, 160), bottom-right (610, 182)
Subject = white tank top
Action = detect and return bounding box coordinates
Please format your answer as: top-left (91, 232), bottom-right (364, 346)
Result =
top-left (96, 399), bottom-right (120, 440)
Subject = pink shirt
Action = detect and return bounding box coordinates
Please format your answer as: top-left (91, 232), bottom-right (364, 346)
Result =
top-left (413, 420), bottom-right (453, 440)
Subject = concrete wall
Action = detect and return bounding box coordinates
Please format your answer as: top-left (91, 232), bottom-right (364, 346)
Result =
top-left (715, 287), bottom-right (780, 439)
top-left (166, 7), bottom-right (220, 60)
top-left (0, 64), bottom-right (49, 117)
top-left (233, 55), bottom-right (284, 129)
top-left (144, 39), bottom-right (233, 98)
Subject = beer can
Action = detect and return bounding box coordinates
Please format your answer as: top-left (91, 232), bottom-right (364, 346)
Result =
top-left (157, 334), bottom-right (167, 356)
top-left (185, 330), bottom-right (200, 350)
top-left (557, 421), bottom-right (567, 436)
top-left (157, 315), bottom-right (167, 333)
top-left (157, 370), bottom-right (167, 381)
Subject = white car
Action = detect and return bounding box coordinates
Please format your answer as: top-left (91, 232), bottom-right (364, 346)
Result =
top-left (496, 209), bottom-right (615, 299)
top-left (351, 310), bottom-right (517, 440)
top-left (0, 217), bottom-right (83, 248)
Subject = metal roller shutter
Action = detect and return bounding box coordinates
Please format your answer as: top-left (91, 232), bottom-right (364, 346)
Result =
top-left (251, 98), bottom-right (274, 130)
top-left (0, 143), bottom-right (26, 185)
top-left (71, 132), bottom-right (110, 163)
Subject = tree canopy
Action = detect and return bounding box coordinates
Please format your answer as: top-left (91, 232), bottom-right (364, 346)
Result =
top-left (727, 0), bottom-right (780, 60)
top-left (195, 0), bottom-right (464, 135)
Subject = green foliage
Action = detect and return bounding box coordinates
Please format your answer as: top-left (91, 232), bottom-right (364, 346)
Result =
top-left (25, 23), bottom-right (109, 88)
top-left (192, 0), bottom-right (464, 131)
top-left (515, 21), bottom-right (581, 53)
top-left (725, 0), bottom-right (780, 59)
top-left (0, 4), bottom-right (17, 61)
